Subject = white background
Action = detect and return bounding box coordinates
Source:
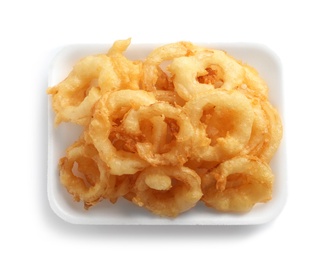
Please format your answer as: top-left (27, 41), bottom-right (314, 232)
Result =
top-left (1, 0), bottom-right (327, 259)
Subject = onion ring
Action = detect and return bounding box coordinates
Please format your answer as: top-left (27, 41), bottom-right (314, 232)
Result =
top-left (122, 102), bottom-right (194, 166)
top-left (238, 98), bottom-right (283, 162)
top-left (141, 41), bottom-right (196, 91)
top-left (132, 166), bottom-right (202, 217)
top-left (201, 156), bottom-right (274, 212)
top-left (168, 49), bottom-right (245, 101)
top-left (256, 100), bottom-right (283, 162)
top-left (85, 89), bottom-right (157, 175)
top-left (59, 140), bottom-right (108, 209)
top-left (239, 98), bottom-right (268, 157)
top-left (47, 39), bottom-right (142, 126)
top-left (184, 89), bottom-right (254, 162)
top-left (237, 63), bottom-right (269, 98)
top-left (47, 54), bottom-right (115, 125)
top-left (105, 38), bottom-right (142, 91)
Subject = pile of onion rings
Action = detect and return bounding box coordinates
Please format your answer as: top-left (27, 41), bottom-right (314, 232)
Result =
top-left (47, 39), bottom-right (283, 217)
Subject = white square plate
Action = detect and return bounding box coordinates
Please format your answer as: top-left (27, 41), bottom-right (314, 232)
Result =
top-left (47, 42), bottom-right (287, 225)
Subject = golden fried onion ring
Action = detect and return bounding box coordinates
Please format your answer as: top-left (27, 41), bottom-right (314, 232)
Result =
top-left (184, 90), bottom-right (254, 162)
top-left (105, 38), bottom-right (142, 91)
top-left (141, 41), bottom-right (196, 91)
top-left (132, 166), bottom-right (202, 217)
top-left (122, 102), bottom-right (194, 166)
top-left (47, 38), bottom-right (142, 126)
top-left (201, 156), bottom-right (274, 212)
top-left (85, 90), bottom-right (157, 175)
top-left (168, 49), bottom-right (245, 101)
top-left (59, 140), bottom-right (108, 209)
top-left (256, 100), bottom-right (283, 162)
top-left (47, 55), bottom-right (113, 125)
top-left (238, 63), bottom-right (269, 98)
top-left (239, 98), bottom-right (268, 157)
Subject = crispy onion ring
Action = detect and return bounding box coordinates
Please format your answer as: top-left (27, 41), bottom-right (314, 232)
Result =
top-left (47, 54), bottom-right (115, 125)
top-left (201, 156), bottom-right (274, 212)
top-left (132, 166), bottom-right (202, 217)
top-left (168, 49), bottom-right (245, 101)
top-left (105, 38), bottom-right (142, 90)
top-left (256, 100), bottom-right (283, 162)
top-left (238, 99), bottom-right (283, 163)
top-left (85, 89), bottom-right (157, 175)
top-left (59, 140), bottom-right (108, 209)
top-left (184, 90), bottom-right (254, 162)
top-left (239, 98), bottom-right (268, 157)
top-left (141, 41), bottom-right (196, 91)
top-left (237, 63), bottom-right (269, 99)
top-left (122, 102), bottom-right (194, 166)
top-left (47, 39), bottom-right (142, 126)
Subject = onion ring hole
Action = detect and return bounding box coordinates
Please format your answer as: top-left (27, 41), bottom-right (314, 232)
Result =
top-left (71, 158), bottom-right (100, 189)
top-left (197, 64), bottom-right (224, 89)
top-left (200, 105), bottom-right (235, 145)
